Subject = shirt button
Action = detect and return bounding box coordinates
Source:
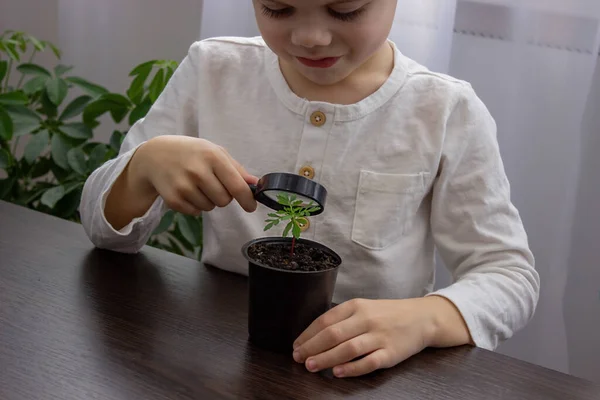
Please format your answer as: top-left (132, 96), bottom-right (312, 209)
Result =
top-left (310, 111), bottom-right (326, 127)
top-left (299, 218), bottom-right (310, 232)
top-left (299, 166), bottom-right (315, 179)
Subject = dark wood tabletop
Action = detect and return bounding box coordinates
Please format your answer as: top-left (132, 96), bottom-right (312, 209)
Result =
top-left (1, 200), bottom-right (599, 400)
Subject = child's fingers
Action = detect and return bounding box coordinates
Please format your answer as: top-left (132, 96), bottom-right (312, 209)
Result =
top-left (293, 302), bottom-right (354, 349)
top-left (163, 192), bottom-right (201, 216)
top-left (303, 333), bottom-right (381, 374)
top-left (333, 348), bottom-right (394, 378)
top-left (196, 173), bottom-right (233, 208)
top-left (183, 187), bottom-right (215, 212)
top-left (293, 317), bottom-right (367, 363)
top-left (221, 148), bottom-right (259, 185)
top-left (213, 151), bottom-right (258, 212)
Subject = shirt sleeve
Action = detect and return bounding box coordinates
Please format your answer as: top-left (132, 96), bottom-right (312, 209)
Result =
top-left (79, 42), bottom-right (201, 253)
top-left (425, 83), bottom-right (540, 350)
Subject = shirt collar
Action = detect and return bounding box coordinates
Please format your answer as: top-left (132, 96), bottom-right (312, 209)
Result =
top-left (264, 39), bottom-right (408, 122)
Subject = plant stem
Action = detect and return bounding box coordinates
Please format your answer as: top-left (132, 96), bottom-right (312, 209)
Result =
top-left (16, 50), bottom-right (37, 89)
top-left (3, 59), bottom-right (13, 92)
top-left (291, 236), bottom-right (295, 257)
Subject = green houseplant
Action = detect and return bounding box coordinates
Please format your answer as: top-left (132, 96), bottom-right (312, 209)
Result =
top-left (0, 30), bottom-right (113, 220)
top-left (0, 30), bottom-right (202, 260)
top-left (242, 192), bottom-right (342, 352)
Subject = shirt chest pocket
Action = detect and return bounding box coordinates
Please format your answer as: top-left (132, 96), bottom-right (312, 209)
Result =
top-left (351, 170), bottom-right (429, 250)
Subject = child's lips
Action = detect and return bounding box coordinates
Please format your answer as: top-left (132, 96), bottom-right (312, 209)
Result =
top-left (296, 56), bottom-right (340, 69)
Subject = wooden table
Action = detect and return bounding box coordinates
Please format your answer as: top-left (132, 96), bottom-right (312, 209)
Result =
top-left (1, 200), bottom-right (599, 400)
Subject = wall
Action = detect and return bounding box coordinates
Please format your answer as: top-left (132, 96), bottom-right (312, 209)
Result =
top-left (1, 0), bottom-right (203, 143)
top-left (0, 0), bottom-right (59, 84)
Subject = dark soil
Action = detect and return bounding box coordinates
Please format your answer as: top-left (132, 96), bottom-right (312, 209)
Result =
top-left (247, 242), bottom-right (339, 272)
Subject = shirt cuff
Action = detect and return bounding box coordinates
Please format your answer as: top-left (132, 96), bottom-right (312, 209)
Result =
top-left (94, 143), bottom-right (167, 238)
top-left (425, 285), bottom-right (491, 350)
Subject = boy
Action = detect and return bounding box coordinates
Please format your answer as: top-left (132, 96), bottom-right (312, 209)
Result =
top-left (80, 0), bottom-right (540, 378)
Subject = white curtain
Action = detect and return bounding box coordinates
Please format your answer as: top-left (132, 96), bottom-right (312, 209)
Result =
top-left (200, 0), bottom-right (600, 382)
top-left (448, 0), bottom-right (600, 382)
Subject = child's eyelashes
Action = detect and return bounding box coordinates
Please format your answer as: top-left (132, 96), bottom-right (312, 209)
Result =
top-left (328, 8), bottom-right (366, 22)
top-left (260, 5), bottom-right (366, 22)
top-left (261, 6), bottom-right (294, 19)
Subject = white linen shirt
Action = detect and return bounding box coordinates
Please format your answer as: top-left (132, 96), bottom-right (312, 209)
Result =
top-left (80, 36), bottom-right (540, 350)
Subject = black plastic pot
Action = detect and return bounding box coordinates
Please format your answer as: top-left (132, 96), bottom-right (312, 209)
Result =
top-left (241, 237), bottom-right (342, 353)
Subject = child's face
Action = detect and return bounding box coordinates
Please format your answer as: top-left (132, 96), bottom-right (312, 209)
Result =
top-left (253, 0), bottom-right (397, 86)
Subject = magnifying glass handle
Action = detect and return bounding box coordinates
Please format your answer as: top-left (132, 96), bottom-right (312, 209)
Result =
top-left (249, 184), bottom-right (257, 194)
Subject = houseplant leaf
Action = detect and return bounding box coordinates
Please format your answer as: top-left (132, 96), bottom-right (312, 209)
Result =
top-left (0, 107), bottom-right (13, 141)
top-left (23, 76), bottom-right (49, 95)
top-left (148, 69), bottom-right (165, 103)
top-left (54, 64), bottom-right (73, 77)
top-left (5, 105), bottom-right (42, 136)
top-left (38, 91), bottom-right (58, 118)
top-left (88, 143), bottom-right (109, 171)
top-left (0, 91), bottom-right (29, 105)
top-left (50, 159), bottom-right (70, 182)
top-left (28, 36), bottom-right (46, 51)
top-left (100, 94), bottom-right (132, 107)
top-left (0, 148), bottom-right (10, 170)
top-left (127, 63), bottom-right (153, 104)
top-left (128, 98), bottom-right (151, 125)
top-left (65, 76), bottom-right (107, 98)
top-left (129, 60), bottom-right (157, 76)
top-left (156, 60), bottom-right (178, 70)
top-left (60, 122), bottom-right (92, 139)
top-left (176, 213), bottom-right (197, 246)
top-left (163, 62), bottom-right (178, 84)
top-left (52, 188), bottom-right (83, 220)
top-left (167, 237), bottom-right (185, 256)
top-left (17, 63), bottom-right (51, 78)
top-left (3, 43), bottom-right (20, 61)
top-left (51, 132), bottom-right (71, 170)
top-left (0, 61), bottom-right (7, 82)
top-left (0, 176), bottom-right (17, 200)
top-left (19, 185), bottom-right (48, 206)
top-left (152, 210), bottom-right (175, 235)
top-left (48, 42), bottom-right (61, 59)
top-left (30, 157), bottom-right (52, 178)
top-left (45, 77), bottom-right (68, 106)
top-left (24, 129), bottom-right (50, 164)
top-left (83, 94), bottom-right (131, 124)
top-left (109, 130), bottom-right (124, 152)
top-left (67, 147), bottom-right (87, 175)
top-left (63, 182), bottom-right (84, 196)
top-left (41, 185), bottom-right (66, 209)
top-left (59, 95), bottom-right (91, 121)
top-left (183, 215), bottom-right (202, 244)
top-left (171, 229), bottom-right (194, 252)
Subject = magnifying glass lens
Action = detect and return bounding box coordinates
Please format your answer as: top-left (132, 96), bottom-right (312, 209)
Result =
top-left (250, 172), bottom-right (327, 215)
top-left (263, 190), bottom-right (316, 208)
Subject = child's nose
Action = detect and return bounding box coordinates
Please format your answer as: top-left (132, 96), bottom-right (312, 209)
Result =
top-left (291, 27), bottom-right (333, 48)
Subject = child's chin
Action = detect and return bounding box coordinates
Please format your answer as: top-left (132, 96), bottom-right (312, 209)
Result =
top-left (299, 66), bottom-right (351, 87)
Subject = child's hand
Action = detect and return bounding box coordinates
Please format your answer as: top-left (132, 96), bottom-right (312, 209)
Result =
top-left (292, 297), bottom-right (471, 378)
top-left (136, 136), bottom-right (259, 215)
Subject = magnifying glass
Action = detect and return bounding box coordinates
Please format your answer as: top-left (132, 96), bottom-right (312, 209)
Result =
top-left (249, 172), bottom-right (327, 216)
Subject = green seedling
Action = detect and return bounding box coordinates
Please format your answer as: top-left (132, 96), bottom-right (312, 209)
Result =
top-left (264, 193), bottom-right (321, 255)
